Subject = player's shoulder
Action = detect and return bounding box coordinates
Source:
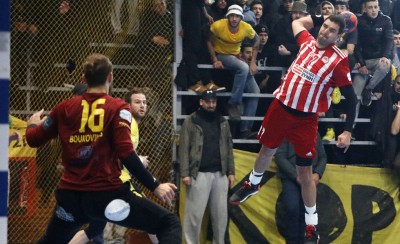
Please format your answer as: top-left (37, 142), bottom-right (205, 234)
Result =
top-left (297, 30), bottom-right (314, 44)
top-left (111, 97), bottom-right (131, 122)
top-left (331, 45), bottom-right (347, 59)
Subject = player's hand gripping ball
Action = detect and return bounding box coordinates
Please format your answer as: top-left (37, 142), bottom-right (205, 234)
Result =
top-left (341, 11), bottom-right (358, 33)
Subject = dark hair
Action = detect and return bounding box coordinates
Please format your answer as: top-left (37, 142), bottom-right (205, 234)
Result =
top-left (83, 54), bottom-right (113, 87)
top-left (394, 29), bottom-right (400, 35)
top-left (241, 42), bottom-right (253, 52)
top-left (124, 87), bottom-right (148, 103)
top-left (364, 0), bottom-right (379, 4)
top-left (250, 0), bottom-right (263, 9)
top-left (326, 14), bottom-right (345, 34)
top-left (72, 83), bottom-right (87, 96)
top-left (334, 0), bottom-right (349, 10)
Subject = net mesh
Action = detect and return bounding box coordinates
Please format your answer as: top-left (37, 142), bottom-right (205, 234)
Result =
top-left (9, 0), bottom-right (175, 242)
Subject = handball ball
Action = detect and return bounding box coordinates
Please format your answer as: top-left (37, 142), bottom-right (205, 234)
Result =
top-left (341, 11), bottom-right (358, 33)
top-left (104, 199), bottom-right (130, 221)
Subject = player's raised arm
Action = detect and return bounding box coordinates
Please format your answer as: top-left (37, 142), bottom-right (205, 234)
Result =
top-left (292, 15), bottom-right (314, 37)
top-left (292, 15), bottom-right (327, 37)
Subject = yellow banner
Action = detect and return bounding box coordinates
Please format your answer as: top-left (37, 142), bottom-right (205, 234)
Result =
top-left (9, 116), bottom-right (36, 158)
top-left (180, 149), bottom-right (400, 243)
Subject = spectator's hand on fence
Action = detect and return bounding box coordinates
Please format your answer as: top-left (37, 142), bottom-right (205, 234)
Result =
top-left (182, 176), bottom-right (191, 186)
top-left (59, 1), bottom-right (70, 15)
top-left (358, 66), bottom-right (368, 75)
top-left (154, 183), bottom-right (177, 206)
top-left (336, 131), bottom-right (351, 153)
top-left (27, 109), bottom-right (47, 127)
top-left (213, 60), bottom-right (224, 69)
top-left (139, 156), bottom-right (149, 168)
top-left (318, 112), bottom-right (325, 117)
top-left (152, 36), bottom-right (170, 46)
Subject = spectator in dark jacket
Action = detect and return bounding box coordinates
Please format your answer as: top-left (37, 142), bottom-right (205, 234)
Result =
top-left (275, 134), bottom-right (327, 244)
top-left (353, 0), bottom-right (393, 107)
top-left (208, 0), bottom-right (228, 21)
top-left (273, 1), bottom-right (308, 67)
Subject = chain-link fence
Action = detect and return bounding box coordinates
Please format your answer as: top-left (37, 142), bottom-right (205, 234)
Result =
top-left (9, 0), bottom-right (175, 242)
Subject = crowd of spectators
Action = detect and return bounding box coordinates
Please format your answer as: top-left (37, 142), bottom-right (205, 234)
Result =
top-left (179, 0), bottom-right (400, 167)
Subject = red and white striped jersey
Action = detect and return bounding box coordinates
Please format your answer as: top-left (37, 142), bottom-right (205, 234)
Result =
top-left (274, 30), bottom-right (352, 113)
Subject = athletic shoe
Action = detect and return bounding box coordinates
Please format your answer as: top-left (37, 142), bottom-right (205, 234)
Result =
top-left (188, 82), bottom-right (207, 94)
top-left (322, 128), bottom-right (335, 142)
top-left (304, 225), bottom-right (320, 244)
top-left (229, 181), bottom-right (260, 205)
top-left (227, 104), bottom-right (241, 122)
top-left (361, 88), bottom-right (372, 106)
top-left (331, 87), bottom-right (341, 104)
top-left (205, 81), bottom-right (226, 92)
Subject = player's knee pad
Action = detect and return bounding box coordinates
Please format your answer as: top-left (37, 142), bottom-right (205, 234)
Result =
top-left (104, 199), bottom-right (130, 222)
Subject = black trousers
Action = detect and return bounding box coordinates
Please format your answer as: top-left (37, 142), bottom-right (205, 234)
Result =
top-left (181, 0), bottom-right (211, 86)
top-left (37, 183), bottom-right (181, 244)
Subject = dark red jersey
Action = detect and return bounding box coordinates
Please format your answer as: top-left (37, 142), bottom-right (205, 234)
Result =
top-left (26, 93), bottom-right (134, 191)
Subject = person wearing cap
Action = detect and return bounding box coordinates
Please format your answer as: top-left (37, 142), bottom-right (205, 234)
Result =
top-left (253, 24), bottom-right (277, 93)
top-left (273, 1), bottom-right (308, 67)
top-left (320, 1), bottom-right (335, 15)
top-left (233, 0), bottom-right (257, 26)
top-left (229, 13), bottom-right (358, 243)
top-left (179, 89), bottom-right (235, 244)
top-left (207, 4), bottom-right (260, 125)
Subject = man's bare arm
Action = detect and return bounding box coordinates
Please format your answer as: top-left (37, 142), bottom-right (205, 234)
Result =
top-left (292, 15), bottom-right (315, 37)
top-left (251, 34), bottom-right (260, 63)
top-left (207, 32), bottom-right (218, 63)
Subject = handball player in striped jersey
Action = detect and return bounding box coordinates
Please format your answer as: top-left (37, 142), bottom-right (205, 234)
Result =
top-left (229, 14), bottom-right (357, 243)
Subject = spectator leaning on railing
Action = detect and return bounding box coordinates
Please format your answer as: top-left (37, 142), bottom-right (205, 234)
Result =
top-left (354, 0), bottom-right (394, 107)
top-left (207, 4), bottom-right (260, 123)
